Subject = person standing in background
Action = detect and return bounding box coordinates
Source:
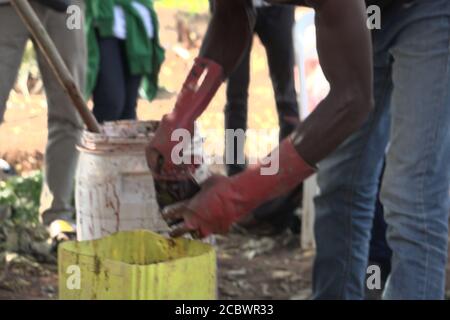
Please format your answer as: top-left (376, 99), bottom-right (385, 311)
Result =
top-left (0, 0), bottom-right (86, 242)
top-left (85, 0), bottom-right (165, 123)
top-left (211, 0), bottom-right (301, 235)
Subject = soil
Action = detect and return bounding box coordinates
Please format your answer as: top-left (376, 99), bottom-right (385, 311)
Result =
top-left (0, 7), bottom-right (448, 300)
top-left (0, 260), bottom-right (58, 300)
top-left (216, 232), bottom-right (313, 300)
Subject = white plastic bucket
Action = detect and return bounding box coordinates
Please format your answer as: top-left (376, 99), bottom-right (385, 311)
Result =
top-left (75, 121), bottom-right (166, 241)
top-left (75, 120), bottom-right (211, 241)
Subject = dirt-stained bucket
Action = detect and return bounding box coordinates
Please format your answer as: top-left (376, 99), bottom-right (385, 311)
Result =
top-left (76, 120), bottom-right (211, 241)
top-left (76, 121), bottom-right (164, 241)
top-left (58, 230), bottom-right (217, 300)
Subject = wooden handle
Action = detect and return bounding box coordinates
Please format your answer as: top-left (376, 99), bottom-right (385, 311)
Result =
top-left (10, 0), bottom-right (101, 133)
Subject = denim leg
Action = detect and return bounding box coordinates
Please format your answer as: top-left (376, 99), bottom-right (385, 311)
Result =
top-left (381, 4), bottom-right (450, 299)
top-left (313, 45), bottom-right (393, 300)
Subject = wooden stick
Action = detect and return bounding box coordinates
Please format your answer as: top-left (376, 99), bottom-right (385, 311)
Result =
top-left (10, 0), bottom-right (101, 133)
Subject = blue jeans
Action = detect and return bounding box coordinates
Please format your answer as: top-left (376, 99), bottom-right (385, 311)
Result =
top-left (313, 0), bottom-right (450, 300)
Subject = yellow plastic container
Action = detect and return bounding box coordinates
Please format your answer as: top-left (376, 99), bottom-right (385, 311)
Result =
top-left (58, 230), bottom-right (217, 300)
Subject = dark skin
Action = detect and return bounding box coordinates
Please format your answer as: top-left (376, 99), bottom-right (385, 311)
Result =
top-left (200, 0), bottom-right (374, 165)
top-left (162, 0), bottom-right (374, 236)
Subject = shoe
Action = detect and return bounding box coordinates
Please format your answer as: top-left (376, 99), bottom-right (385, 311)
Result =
top-left (48, 219), bottom-right (76, 252)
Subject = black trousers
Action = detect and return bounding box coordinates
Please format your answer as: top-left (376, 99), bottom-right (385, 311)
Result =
top-left (92, 36), bottom-right (142, 123)
top-left (225, 6), bottom-right (299, 175)
top-left (224, 5), bottom-right (301, 229)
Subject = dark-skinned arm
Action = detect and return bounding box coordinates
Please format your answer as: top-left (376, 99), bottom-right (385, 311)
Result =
top-left (146, 0), bottom-right (255, 178)
top-left (293, 0), bottom-right (374, 164)
top-left (161, 0), bottom-right (374, 238)
top-left (200, 0), bottom-right (256, 77)
top-left (265, 0), bottom-right (374, 164)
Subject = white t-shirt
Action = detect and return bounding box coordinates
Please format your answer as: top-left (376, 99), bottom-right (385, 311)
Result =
top-left (253, 0), bottom-right (269, 7)
top-left (113, 1), bottom-right (154, 40)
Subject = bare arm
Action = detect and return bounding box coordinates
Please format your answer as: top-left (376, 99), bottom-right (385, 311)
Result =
top-left (200, 0), bottom-right (256, 77)
top-left (159, 0), bottom-right (375, 238)
top-left (292, 0), bottom-right (374, 165)
top-left (146, 0), bottom-right (257, 181)
top-left (149, 0), bottom-right (372, 179)
top-left (204, 0), bottom-right (374, 165)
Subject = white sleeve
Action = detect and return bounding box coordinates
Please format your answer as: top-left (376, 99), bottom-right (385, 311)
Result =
top-left (113, 6), bottom-right (127, 40)
top-left (132, 1), bottom-right (154, 39)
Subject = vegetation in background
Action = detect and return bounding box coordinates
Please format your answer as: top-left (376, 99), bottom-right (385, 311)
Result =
top-left (0, 171), bottom-right (42, 226)
top-left (155, 0), bottom-right (208, 14)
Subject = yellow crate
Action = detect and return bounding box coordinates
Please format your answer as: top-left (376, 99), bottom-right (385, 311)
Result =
top-left (58, 230), bottom-right (217, 300)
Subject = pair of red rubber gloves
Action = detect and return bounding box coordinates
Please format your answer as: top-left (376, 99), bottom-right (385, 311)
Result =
top-left (147, 57), bottom-right (315, 238)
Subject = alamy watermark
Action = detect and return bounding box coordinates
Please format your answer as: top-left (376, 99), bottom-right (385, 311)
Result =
top-left (367, 5), bottom-right (382, 30)
top-left (66, 5), bottom-right (82, 30)
top-left (66, 265), bottom-right (81, 290)
top-left (170, 128), bottom-right (281, 176)
top-left (64, 4), bottom-right (382, 31)
top-left (366, 264), bottom-right (382, 291)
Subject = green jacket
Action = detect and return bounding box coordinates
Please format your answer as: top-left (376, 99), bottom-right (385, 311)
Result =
top-left (85, 0), bottom-right (165, 100)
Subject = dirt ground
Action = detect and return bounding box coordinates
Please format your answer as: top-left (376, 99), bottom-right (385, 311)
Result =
top-left (0, 233), bottom-right (312, 300)
top-left (0, 7), bottom-right (448, 300)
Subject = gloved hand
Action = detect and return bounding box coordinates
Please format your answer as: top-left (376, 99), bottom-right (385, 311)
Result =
top-left (162, 137), bottom-right (315, 238)
top-left (146, 57), bottom-right (223, 180)
top-left (146, 113), bottom-right (197, 181)
top-left (37, 0), bottom-right (71, 12)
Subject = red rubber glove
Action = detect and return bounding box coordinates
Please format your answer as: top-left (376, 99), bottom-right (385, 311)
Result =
top-left (146, 57), bottom-right (223, 180)
top-left (162, 137), bottom-right (316, 238)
